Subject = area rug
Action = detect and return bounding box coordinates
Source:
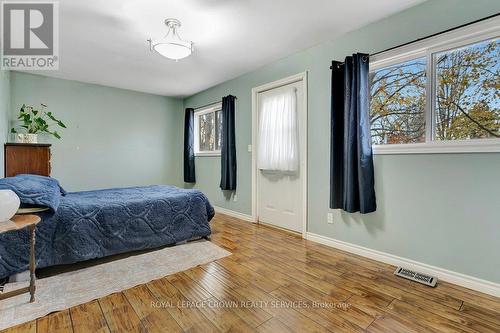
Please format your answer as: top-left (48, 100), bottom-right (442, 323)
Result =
top-left (0, 240), bottom-right (230, 330)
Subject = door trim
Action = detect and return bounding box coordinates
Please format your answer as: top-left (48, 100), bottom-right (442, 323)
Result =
top-left (251, 72), bottom-right (308, 238)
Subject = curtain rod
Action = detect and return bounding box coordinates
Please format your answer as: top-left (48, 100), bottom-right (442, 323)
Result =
top-left (192, 96), bottom-right (238, 110)
top-left (330, 12), bottom-right (499, 69)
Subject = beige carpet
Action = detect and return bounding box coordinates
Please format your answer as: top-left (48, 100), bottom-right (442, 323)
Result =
top-left (0, 240), bottom-right (230, 330)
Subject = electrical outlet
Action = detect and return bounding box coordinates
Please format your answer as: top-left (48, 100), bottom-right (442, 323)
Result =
top-left (247, 144), bottom-right (252, 152)
top-left (233, 194), bottom-right (238, 202)
top-left (327, 213), bottom-right (334, 224)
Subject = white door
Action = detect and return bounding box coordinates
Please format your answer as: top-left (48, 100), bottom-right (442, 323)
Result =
top-left (257, 80), bottom-right (305, 233)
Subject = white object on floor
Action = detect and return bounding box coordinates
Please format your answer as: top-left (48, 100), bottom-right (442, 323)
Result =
top-left (0, 240), bottom-right (230, 330)
top-left (8, 271), bottom-right (30, 283)
top-left (0, 190), bottom-right (20, 222)
top-left (394, 267), bottom-right (437, 287)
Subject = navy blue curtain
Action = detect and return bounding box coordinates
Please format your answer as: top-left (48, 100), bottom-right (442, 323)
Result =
top-left (184, 108), bottom-right (196, 183)
top-left (330, 53), bottom-right (376, 213)
top-left (220, 95), bottom-right (237, 190)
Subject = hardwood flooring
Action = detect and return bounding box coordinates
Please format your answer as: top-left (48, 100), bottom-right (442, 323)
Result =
top-left (2, 214), bottom-right (499, 333)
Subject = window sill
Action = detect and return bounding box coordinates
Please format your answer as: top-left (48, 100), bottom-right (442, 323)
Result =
top-left (373, 140), bottom-right (500, 155)
top-left (195, 152), bottom-right (221, 157)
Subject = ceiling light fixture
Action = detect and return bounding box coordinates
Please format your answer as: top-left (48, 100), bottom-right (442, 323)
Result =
top-left (148, 18), bottom-right (193, 61)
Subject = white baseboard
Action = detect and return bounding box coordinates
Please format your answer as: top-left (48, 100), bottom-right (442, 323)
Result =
top-left (306, 232), bottom-right (500, 297)
top-left (213, 206), bottom-right (256, 223)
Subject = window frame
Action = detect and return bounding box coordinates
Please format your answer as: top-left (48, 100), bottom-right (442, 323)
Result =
top-left (193, 103), bottom-right (222, 157)
top-left (370, 16), bottom-right (500, 154)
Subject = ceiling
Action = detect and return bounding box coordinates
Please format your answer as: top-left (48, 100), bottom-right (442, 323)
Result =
top-left (28, 0), bottom-right (425, 97)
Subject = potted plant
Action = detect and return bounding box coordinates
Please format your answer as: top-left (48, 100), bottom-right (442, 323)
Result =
top-left (11, 103), bottom-right (66, 143)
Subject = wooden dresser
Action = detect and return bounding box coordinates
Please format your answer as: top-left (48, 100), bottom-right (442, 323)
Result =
top-left (4, 143), bottom-right (52, 177)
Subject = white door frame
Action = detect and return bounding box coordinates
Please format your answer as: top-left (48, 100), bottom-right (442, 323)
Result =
top-left (251, 72), bottom-right (308, 238)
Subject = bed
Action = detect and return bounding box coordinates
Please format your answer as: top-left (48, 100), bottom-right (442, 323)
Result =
top-left (0, 175), bottom-right (214, 279)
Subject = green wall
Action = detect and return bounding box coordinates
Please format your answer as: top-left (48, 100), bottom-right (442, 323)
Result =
top-left (10, 72), bottom-right (184, 191)
top-left (184, 0), bottom-right (500, 283)
top-left (0, 70), bottom-right (10, 177)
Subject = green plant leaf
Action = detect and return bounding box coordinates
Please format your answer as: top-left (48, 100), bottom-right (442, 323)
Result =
top-left (53, 131), bottom-right (61, 139)
top-left (10, 128), bottom-right (17, 133)
top-left (35, 118), bottom-right (46, 126)
top-left (46, 112), bottom-right (57, 121)
top-left (57, 121), bottom-right (67, 128)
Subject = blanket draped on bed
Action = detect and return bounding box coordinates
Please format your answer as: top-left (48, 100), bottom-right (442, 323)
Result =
top-left (0, 185), bottom-right (214, 279)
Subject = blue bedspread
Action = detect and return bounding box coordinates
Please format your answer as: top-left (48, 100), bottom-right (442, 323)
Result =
top-left (0, 185), bottom-right (214, 279)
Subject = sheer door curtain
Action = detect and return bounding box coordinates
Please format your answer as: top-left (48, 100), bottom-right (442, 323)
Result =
top-left (258, 87), bottom-right (299, 172)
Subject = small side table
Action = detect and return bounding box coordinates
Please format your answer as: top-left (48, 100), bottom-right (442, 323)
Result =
top-left (0, 214), bottom-right (41, 303)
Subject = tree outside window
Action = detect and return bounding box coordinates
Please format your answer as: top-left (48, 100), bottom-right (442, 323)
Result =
top-left (369, 37), bottom-right (499, 145)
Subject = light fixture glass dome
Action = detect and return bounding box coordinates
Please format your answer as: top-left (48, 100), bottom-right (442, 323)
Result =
top-left (148, 19), bottom-right (193, 61)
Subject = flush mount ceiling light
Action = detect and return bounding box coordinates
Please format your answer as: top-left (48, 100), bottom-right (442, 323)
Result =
top-left (148, 18), bottom-right (193, 61)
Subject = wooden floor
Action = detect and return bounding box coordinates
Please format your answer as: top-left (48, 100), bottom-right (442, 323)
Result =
top-left (3, 214), bottom-right (500, 333)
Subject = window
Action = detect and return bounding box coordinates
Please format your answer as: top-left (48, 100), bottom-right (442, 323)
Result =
top-left (257, 88), bottom-right (299, 171)
top-left (370, 57), bottom-right (427, 144)
top-left (434, 39), bottom-right (499, 141)
top-left (194, 103), bottom-right (222, 156)
top-left (369, 18), bottom-right (500, 153)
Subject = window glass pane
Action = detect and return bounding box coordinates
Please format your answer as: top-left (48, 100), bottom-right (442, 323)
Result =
top-left (215, 110), bottom-right (222, 150)
top-left (198, 112), bottom-right (215, 151)
top-left (435, 38), bottom-right (500, 140)
top-left (370, 57), bottom-right (426, 144)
